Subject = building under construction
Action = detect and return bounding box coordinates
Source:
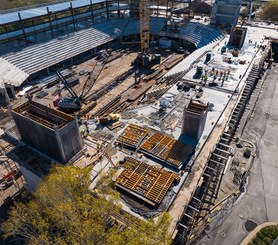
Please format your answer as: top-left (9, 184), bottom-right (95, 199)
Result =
top-left (1, 0), bottom-right (278, 244)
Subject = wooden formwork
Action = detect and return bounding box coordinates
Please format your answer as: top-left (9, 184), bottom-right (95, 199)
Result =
top-left (117, 124), bottom-right (148, 148)
top-left (140, 132), bottom-right (193, 168)
top-left (115, 157), bottom-right (180, 206)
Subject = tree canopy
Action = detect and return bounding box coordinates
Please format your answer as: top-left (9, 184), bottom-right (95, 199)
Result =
top-left (2, 165), bottom-right (172, 245)
top-left (260, 1), bottom-right (278, 21)
top-left (248, 225), bottom-right (278, 245)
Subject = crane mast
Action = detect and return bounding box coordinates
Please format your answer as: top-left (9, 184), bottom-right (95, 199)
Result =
top-left (139, 0), bottom-right (150, 66)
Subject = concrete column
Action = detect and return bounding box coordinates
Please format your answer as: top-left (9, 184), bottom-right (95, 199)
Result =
top-left (166, 0), bottom-right (170, 19)
top-left (106, 0), bottom-right (110, 20)
top-left (117, 0), bottom-right (120, 18)
top-left (18, 13), bottom-right (27, 45)
top-left (90, 0), bottom-right (95, 25)
top-left (6, 85), bottom-right (16, 99)
top-left (1, 87), bottom-right (11, 106)
top-left (47, 7), bottom-right (54, 37)
top-left (157, 0), bottom-right (159, 17)
top-left (70, 3), bottom-right (76, 32)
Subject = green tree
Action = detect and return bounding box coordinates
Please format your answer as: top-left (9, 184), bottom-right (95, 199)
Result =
top-left (248, 225), bottom-right (278, 245)
top-left (2, 165), bottom-right (172, 245)
top-left (260, 1), bottom-right (278, 21)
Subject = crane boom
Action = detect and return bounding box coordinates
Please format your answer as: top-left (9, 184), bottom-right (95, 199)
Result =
top-left (56, 71), bottom-right (79, 99)
top-left (81, 50), bottom-right (110, 99)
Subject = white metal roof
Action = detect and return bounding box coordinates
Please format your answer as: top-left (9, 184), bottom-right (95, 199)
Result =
top-left (3, 17), bottom-right (165, 76)
top-left (0, 57), bottom-right (29, 88)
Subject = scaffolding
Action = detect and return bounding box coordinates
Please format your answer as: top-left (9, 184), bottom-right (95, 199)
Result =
top-left (167, 0), bottom-right (195, 28)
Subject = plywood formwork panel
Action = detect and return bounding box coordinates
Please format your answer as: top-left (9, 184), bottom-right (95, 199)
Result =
top-left (140, 132), bottom-right (193, 169)
top-left (117, 124), bottom-right (148, 148)
top-left (115, 157), bottom-right (180, 206)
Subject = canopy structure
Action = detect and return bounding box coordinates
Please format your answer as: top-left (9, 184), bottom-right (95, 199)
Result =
top-left (160, 22), bottom-right (222, 49)
top-left (0, 57), bottom-right (29, 89)
top-left (3, 17), bottom-right (165, 76)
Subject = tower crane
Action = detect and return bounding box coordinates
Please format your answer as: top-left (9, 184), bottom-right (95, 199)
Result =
top-left (139, 0), bottom-right (151, 66)
top-left (129, 0), bottom-right (156, 66)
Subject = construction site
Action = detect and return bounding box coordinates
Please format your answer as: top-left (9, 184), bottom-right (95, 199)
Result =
top-left (1, 0), bottom-right (278, 244)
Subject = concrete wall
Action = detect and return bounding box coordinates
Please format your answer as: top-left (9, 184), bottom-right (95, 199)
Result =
top-left (59, 117), bottom-right (83, 162)
top-left (229, 26), bottom-right (247, 48)
top-left (12, 113), bottom-right (83, 163)
top-left (12, 112), bottom-right (62, 161)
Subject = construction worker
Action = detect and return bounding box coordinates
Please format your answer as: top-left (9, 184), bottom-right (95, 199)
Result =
top-left (84, 121), bottom-right (89, 134)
